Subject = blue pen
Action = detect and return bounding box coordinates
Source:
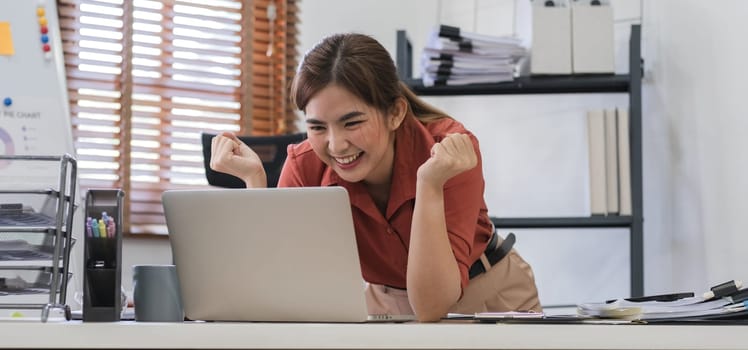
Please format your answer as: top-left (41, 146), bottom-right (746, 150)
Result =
top-left (90, 217), bottom-right (99, 238)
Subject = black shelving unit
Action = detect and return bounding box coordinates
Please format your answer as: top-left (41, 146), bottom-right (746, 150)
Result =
top-left (396, 25), bottom-right (644, 297)
top-left (402, 75), bottom-right (630, 95)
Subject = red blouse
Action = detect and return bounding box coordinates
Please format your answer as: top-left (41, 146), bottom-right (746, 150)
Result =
top-left (278, 114), bottom-right (493, 289)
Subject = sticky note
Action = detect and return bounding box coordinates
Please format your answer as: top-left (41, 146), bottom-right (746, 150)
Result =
top-left (0, 22), bottom-right (14, 55)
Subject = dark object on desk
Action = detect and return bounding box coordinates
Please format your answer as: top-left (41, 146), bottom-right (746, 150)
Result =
top-left (201, 132), bottom-right (307, 188)
top-left (485, 314), bottom-right (595, 324)
top-left (606, 292), bottom-right (695, 304)
top-left (726, 288), bottom-right (748, 304)
top-left (82, 189), bottom-right (124, 322)
top-left (645, 309), bottom-right (748, 325)
top-left (445, 313), bottom-right (596, 324)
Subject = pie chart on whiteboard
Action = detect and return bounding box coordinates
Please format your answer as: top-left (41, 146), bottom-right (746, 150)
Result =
top-left (0, 127), bottom-right (15, 169)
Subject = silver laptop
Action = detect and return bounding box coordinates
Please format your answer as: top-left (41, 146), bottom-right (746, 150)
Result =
top-left (162, 186), bottom-right (414, 323)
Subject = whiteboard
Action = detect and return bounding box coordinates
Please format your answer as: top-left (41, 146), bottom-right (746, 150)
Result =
top-left (0, 0), bottom-right (75, 187)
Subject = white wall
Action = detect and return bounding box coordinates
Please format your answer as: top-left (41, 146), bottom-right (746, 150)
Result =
top-left (641, 0), bottom-right (748, 293)
top-left (299, 0), bottom-right (438, 56)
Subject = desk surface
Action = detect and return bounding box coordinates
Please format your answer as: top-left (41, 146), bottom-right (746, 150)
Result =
top-left (1, 321), bottom-right (747, 350)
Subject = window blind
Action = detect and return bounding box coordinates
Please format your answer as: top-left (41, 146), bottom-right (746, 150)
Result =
top-left (58, 0), bottom-right (299, 235)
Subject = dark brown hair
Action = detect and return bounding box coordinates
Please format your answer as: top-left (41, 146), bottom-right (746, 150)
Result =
top-left (290, 33), bottom-right (450, 123)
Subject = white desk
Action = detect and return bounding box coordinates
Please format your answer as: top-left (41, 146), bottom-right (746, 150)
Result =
top-left (1, 321), bottom-right (747, 349)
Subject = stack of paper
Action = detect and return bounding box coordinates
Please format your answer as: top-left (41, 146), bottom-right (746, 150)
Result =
top-left (421, 25), bottom-right (527, 87)
top-left (579, 297), bottom-right (735, 320)
top-left (578, 284), bottom-right (748, 321)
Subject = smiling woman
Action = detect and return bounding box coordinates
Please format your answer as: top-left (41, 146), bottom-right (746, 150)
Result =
top-left (57, 0), bottom-right (300, 235)
top-left (210, 33), bottom-right (541, 322)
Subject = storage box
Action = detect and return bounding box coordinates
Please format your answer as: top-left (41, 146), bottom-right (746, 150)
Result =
top-left (571, 2), bottom-right (615, 73)
top-left (530, 1), bottom-right (572, 75)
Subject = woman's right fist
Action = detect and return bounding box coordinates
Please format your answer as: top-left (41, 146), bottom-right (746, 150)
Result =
top-left (210, 132), bottom-right (267, 188)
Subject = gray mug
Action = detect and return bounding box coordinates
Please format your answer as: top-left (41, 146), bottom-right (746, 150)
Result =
top-left (132, 264), bottom-right (184, 322)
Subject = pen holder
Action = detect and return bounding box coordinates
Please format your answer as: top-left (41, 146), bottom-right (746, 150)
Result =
top-left (82, 189), bottom-right (125, 322)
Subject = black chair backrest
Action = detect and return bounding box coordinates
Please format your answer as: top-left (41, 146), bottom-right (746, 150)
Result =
top-left (201, 132), bottom-right (307, 188)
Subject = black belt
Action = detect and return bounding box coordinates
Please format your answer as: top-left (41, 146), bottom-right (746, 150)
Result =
top-left (468, 232), bottom-right (516, 279)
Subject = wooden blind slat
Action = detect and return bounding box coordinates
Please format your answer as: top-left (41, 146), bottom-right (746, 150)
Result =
top-left (168, 2), bottom-right (242, 13)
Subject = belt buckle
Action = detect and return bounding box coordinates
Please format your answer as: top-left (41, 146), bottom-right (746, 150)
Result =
top-left (485, 231), bottom-right (502, 254)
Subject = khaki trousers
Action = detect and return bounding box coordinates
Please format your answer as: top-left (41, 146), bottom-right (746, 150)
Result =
top-left (365, 249), bottom-right (542, 316)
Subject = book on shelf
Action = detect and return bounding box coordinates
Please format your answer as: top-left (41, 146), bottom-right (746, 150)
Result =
top-left (587, 107), bottom-right (631, 216)
top-left (587, 109), bottom-right (607, 215)
top-left (617, 108), bottom-right (632, 215)
top-left (604, 108), bottom-right (619, 215)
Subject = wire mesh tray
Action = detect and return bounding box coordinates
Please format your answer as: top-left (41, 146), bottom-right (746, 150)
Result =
top-left (0, 268), bottom-right (72, 295)
top-left (0, 238), bottom-right (76, 261)
top-left (0, 205), bottom-right (56, 227)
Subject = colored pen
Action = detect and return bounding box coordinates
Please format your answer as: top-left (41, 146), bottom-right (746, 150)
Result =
top-left (98, 219), bottom-right (107, 238)
top-left (89, 217), bottom-right (99, 238)
top-left (106, 218), bottom-right (115, 238)
top-left (85, 217), bottom-right (93, 237)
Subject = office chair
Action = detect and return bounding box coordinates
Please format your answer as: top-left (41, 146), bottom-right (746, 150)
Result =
top-left (201, 132), bottom-right (307, 188)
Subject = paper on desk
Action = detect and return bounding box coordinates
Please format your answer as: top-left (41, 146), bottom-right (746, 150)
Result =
top-left (578, 297), bottom-right (733, 320)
